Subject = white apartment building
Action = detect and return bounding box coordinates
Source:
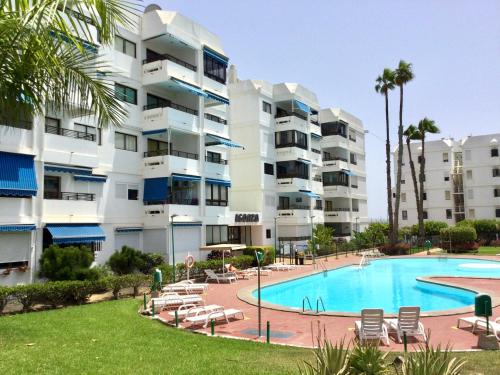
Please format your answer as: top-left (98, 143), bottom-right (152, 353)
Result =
top-left (395, 134), bottom-right (500, 226)
top-left (0, 6), bottom-right (237, 285)
top-left (229, 72), bottom-right (368, 250)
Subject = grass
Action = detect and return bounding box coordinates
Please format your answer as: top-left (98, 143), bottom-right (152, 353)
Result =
top-left (0, 299), bottom-right (499, 374)
top-left (476, 246), bottom-right (500, 256)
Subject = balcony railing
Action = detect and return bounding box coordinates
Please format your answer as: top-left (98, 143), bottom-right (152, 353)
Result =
top-left (352, 208), bottom-right (360, 212)
top-left (310, 119), bottom-right (320, 126)
top-left (143, 102), bottom-right (198, 116)
top-left (322, 131), bottom-right (347, 138)
top-left (44, 191), bottom-right (95, 201)
top-left (45, 124), bottom-right (95, 141)
top-left (275, 111), bottom-right (308, 121)
top-left (351, 184), bottom-right (358, 189)
top-left (277, 204), bottom-right (311, 210)
top-left (143, 148), bottom-right (199, 160)
top-left (323, 182), bottom-right (349, 187)
top-left (275, 142), bottom-right (308, 150)
top-left (144, 198), bottom-right (199, 206)
top-left (323, 155), bottom-right (348, 162)
top-left (142, 53), bottom-right (197, 71)
top-left (2, 119), bottom-right (32, 130)
top-left (277, 174), bottom-right (309, 180)
top-left (313, 175), bottom-right (322, 182)
top-left (311, 148), bottom-right (321, 154)
top-left (325, 207), bottom-right (350, 212)
top-left (205, 155), bottom-right (228, 165)
top-left (206, 199), bottom-right (228, 206)
top-left (204, 113), bottom-right (227, 125)
top-left (350, 160), bottom-right (358, 165)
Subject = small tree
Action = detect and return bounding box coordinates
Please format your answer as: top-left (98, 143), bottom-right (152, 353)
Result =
top-left (39, 245), bottom-right (96, 281)
top-left (107, 246), bottom-right (146, 275)
top-left (309, 224), bottom-right (334, 253)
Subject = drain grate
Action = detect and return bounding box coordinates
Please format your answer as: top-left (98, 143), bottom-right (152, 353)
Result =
top-left (240, 329), bottom-right (294, 338)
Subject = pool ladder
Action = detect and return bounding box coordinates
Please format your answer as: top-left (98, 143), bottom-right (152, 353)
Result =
top-left (302, 296), bottom-right (326, 314)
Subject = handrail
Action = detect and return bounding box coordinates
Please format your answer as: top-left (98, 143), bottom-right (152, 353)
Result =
top-left (316, 297), bottom-right (326, 313)
top-left (142, 53), bottom-right (197, 71)
top-left (302, 296), bottom-right (312, 312)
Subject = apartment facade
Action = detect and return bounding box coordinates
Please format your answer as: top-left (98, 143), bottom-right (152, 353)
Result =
top-left (394, 134), bottom-right (500, 226)
top-left (0, 6), bottom-right (237, 285)
top-left (229, 74), bottom-right (368, 250)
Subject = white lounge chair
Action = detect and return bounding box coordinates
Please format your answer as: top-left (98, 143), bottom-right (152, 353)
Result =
top-left (151, 294), bottom-right (204, 311)
top-left (355, 308), bottom-right (390, 345)
top-left (185, 307), bottom-right (245, 328)
top-left (249, 267), bottom-right (272, 276)
top-left (265, 263), bottom-right (295, 271)
top-left (162, 281), bottom-right (208, 294)
top-left (167, 304), bottom-right (222, 321)
top-left (204, 269), bottom-right (237, 283)
top-left (384, 306), bottom-right (427, 343)
top-left (457, 316), bottom-right (500, 340)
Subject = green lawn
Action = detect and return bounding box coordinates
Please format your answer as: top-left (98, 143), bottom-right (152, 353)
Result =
top-left (476, 246), bottom-right (500, 256)
top-left (0, 299), bottom-right (499, 374)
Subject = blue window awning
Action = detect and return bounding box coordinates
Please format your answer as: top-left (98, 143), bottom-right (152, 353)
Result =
top-left (115, 227), bottom-right (143, 233)
top-left (0, 152), bottom-right (38, 197)
top-left (143, 129), bottom-right (167, 136)
top-left (311, 133), bottom-right (322, 140)
top-left (294, 100), bottom-right (310, 114)
top-left (203, 46), bottom-right (229, 66)
top-left (205, 178), bottom-right (231, 187)
top-left (143, 177), bottom-right (169, 203)
top-left (205, 91), bottom-right (230, 105)
top-left (44, 164), bottom-right (92, 175)
top-left (172, 221), bottom-right (203, 227)
top-left (299, 190), bottom-right (321, 199)
top-left (46, 224), bottom-right (105, 244)
top-left (297, 158), bottom-right (312, 165)
top-left (171, 78), bottom-right (208, 98)
top-left (205, 133), bottom-right (244, 149)
top-left (342, 169), bottom-right (355, 176)
top-left (74, 175), bottom-right (107, 183)
top-left (172, 173), bottom-right (201, 182)
top-left (0, 224), bottom-right (36, 232)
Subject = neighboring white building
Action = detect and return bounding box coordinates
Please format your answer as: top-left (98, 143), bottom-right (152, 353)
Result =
top-left (228, 71), bottom-right (368, 250)
top-left (394, 134), bottom-right (500, 226)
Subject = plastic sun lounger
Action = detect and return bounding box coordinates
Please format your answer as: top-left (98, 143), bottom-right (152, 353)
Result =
top-left (204, 269), bottom-right (237, 283)
top-left (249, 267), bottom-right (272, 276)
top-left (355, 308), bottom-right (390, 346)
top-left (185, 308), bottom-right (245, 328)
top-left (167, 304), bottom-right (222, 321)
top-left (457, 316), bottom-right (500, 340)
top-left (151, 295), bottom-right (204, 310)
top-left (384, 306), bottom-right (427, 343)
top-left (162, 283), bottom-right (208, 294)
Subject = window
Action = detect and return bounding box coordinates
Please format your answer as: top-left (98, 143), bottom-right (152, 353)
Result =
top-left (492, 148), bottom-right (499, 157)
top-left (446, 209), bottom-right (452, 219)
top-left (314, 200), bottom-right (322, 210)
top-left (115, 132), bottom-right (137, 152)
top-left (114, 83), bottom-right (137, 105)
top-left (322, 171), bottom-right (348, 186)
top-left (445, 191), bottom-right (451, 200)
top-left (205, 183), bottom-right (228, 206)
top-left (204, 54), bottom-right (226, 84)
top-left (264, 163), bottom-right (274, 175)
top-left (418, 155), bottom-right (423, 164)
top-left (206, 225), bottom-right (228, 245)
top-left (147, 139), bottom-right (169, 157)
top-left (402, 210), bottom-right (408, 220)
top-left (468, 209), bottom-right (475, 219)
top-left (423, 211), bottom-right (428, 219)
top-left (401, 179), bottom-right (405, 184)
top-left (262, 101), bottom-right (272, 114)
top-left (74, 123), bottom-right (99, 143)
top-left (325, 201), bottom-right (333, 211)
top-left (350, 153), bottom-right (357, 165)
top-left (206, 151), bottom-right (222, 164)
top-left (494, 188), bottom-right (500, 198)
top-left (493, 168), bottom-right (500, 177)
top-left (44, 176), bottom-right (61, 199)
top-left (442, 152), bottom-right (449, 162)
top-left (275, 130), bottom-right (308, 150)
top-left (466, 170), bottom-right (472, 180)
top-left (277, 161), bottom-right (309, 180)
top-left (468, 189), bottom-right (474, 199)
top-left (401, 192), bottom-right (406, 202)
top-left (116, 183), bottom-right (138, 200)
top-left (465, 150), bottom-right (471, 160)
top-left (423, 192), bottom-right (427, 200)
top-left (496, 208), bottom-right (500, 218)
top-left (444, 172), bottom-right (450, 182)
top-left (45, 117), bottom-right (60, 130)
top-left (114, 36), bottom-right (136, 58)
top-left (266, 229), bottom-right (271, 239)
top-left (127, 185), bottom-right (139, 200)
top-left (321, 121), bottom-right (347, 137)
top-left (146, 93), bottom-right (170, 110)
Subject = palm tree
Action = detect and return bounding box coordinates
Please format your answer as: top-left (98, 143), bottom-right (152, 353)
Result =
top-left (393, 60), bottom-right (414, 239)
top-left (0, 0), bottom-right (139, 128)
top-left (416, 118), bottom-right (440, 240)
top-left (375, 68), bottom-right (396, 244)
top-left (403, 125), bottom-right (422, 242)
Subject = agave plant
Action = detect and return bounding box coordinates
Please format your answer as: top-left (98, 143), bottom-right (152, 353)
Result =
top-left (401, 342), bottom-right (466, 375)
top-left (298, 338), bottom-right (350, 375)
top-left (348, 343), bottom-right (390, 375)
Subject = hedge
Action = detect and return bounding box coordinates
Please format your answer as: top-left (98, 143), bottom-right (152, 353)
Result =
top-left (243, 246), bottom-right (275, 266)
top-left (0, 274), bottom-right (150, 314)
top-left (440, 226), bottom-right (478, 252)
top-left (378, 242), bottom-right (410, 256)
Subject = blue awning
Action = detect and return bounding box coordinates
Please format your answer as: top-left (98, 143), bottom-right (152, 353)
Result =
top-left (74, 175), bottom-right (107, 183)
top-left (172, 221), bottom-right (203, 227)
top-left (205, 178), bottom-right (231, 187)
top-left (44, 164), bottom-right (92, 175)
top-left (294, 100), bottom-right (310, 113)
top-left (342, 169), bottom-right (355, 176)
top-left (203, 46), bottom-right (229, 65)
top-left (0, 224), bottom-right (36, 232)
top-left (311, 133), bottom-right (322, 139)
top-left (171, 78), bottom-right (208, 97)
top-left (205, 133), bottom-right (244, 148)
top-left (0, 152), bottom-right (38, 197)
top-left (299, 190), bottom-right (321, 199)
top-left (143, 177), bottom-right (169, 203)
top-left (205, 91), bottom-right (230, 105)
top-left (46, 224), bottom-right (105, 244)
top-left (142, 129), bottom-right (167, 135)
top-left (297, 158), bottom-right (312, 165)
top-left (115, 227), bottom-right (143, 233)
top-left (172, 173), bottom-right (201, 182)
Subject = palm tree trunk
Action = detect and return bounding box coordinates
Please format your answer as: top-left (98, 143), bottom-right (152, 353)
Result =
top-left (384, 93), bottom-right (394, 243)
top-left (406, 139), bottom-right (420, 240)
top-left (393, 85), bottom-right (404, 243)
top-left (418, 135), bottom-right (426, 242)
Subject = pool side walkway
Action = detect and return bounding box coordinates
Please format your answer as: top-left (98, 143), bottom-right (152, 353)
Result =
top-left (158, 254), bottom-right (500, 350)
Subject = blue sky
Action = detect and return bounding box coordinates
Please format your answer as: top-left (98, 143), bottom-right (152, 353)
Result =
top-left (157, 0), bottom-right (500, 219)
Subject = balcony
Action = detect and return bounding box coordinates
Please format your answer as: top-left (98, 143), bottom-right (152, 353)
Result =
top-left (45, 124), bottom-right (95, 141)
top-left (204, 155), bottom-right (229, 180)
top-left (322, 156), bottom-right (349, 172)
top-left (204, 113), bottom-right (229, 139)
top-left (143, 105), bottom-right (199, 134)
top-left (324, 210), bottom-right (352, 223)
top-left (275, 146), bottom-right (309, 163)
top-left (44, 191), bottom-right (95, 201)
top-left (323, 185), bottom-right (351, 198)
top-left (321, 134), bottom-right (349, 149)
top-left (143, 150), bottom-right (200, 178)
top-left (275, 115), bottom-right (308, 133)
top-left (143, 57), bottom-right (198, 87)
top-left (143, 203), bottom-right (200, 227)
top-left (276, 177), bottom-right (311, 193)
top-left (42, 197), bottom-right (99, 223)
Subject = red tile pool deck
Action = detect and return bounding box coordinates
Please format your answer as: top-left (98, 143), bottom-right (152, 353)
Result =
top-left (158, 254), bottom-right (500, 350)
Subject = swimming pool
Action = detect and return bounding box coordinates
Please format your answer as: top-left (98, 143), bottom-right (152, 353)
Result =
top-left (254, 258), bottom-right (500, 314)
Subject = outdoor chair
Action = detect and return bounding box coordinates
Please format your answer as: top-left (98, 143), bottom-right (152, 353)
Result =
top-left (457, 316), bottom-right (500, 340)
top-left (355, 308), bottom-right (390, 345)
top-left (384, 306), bottom-right (427, 343)
top-left (204, 269), bottom-right (237, 283)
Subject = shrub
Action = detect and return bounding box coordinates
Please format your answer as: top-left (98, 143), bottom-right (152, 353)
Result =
top-left (126, 274), bottom-right (151, 297)
top-left (378, 242), bottom-right (410, 256)
top-left (298, 338), bottom-right (350, 375)
top-left (12, 284), bottom-right (46, 312)
top-left (490, 239), bottom-right (500, 247)
top-left (139, 253), bottom-right (164, 274)
top-left (243, 247), bottom-right (275, 266)
top-left (39, 245), bottom-right (95, 281)
top-left (206, 249), bottom-right (233, 261)
top-left (401, 343), bottom-right (466, 375)
top-left (349, 343), bottom-right (389, 375)
top-left (0, 286), bottom-right (12, 313)
top-left (103, 275), bottom-right (128, 300)
top-left (41, 281), bottom-right (73, 307)
top-left (440, 226), bottom-right (477, 252)
top-left (107, 246), bottom-right (146, 275)
top-left (156, 264), bottom-right (174, 284)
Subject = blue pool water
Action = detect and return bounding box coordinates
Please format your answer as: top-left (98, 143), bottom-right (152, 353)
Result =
top-left (254, 258), bottom-right (500, 313)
